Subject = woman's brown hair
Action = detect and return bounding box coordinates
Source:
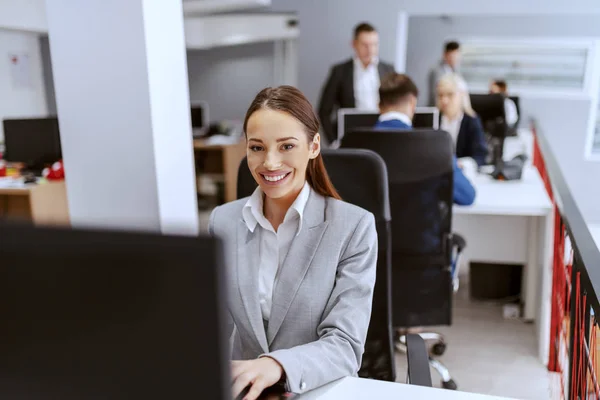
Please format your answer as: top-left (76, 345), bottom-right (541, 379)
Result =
top-left (243, 86), bottom-right (341, 200)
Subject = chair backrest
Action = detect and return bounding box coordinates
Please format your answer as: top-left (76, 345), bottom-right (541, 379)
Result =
top-left (237, 149), bottom-right (396, 381)
top-left (342, 129), bottom-right (454, 327)
top-left (337, 108), bottom-right (440, 144)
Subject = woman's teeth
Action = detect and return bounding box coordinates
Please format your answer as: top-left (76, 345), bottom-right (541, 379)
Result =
top-left (263, 173), bottom-right (287, 182)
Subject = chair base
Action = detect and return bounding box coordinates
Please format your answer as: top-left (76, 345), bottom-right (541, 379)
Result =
top-left (395, 331), bottom-right (457, 390)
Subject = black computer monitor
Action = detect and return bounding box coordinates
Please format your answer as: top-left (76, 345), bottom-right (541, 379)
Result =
top-left (338, 108), bottom-right (440, 142)
top-left (3, 117), bottom-right (62, 170)
top-left (470, 93), bottom-right (508, 167)
top-left (340, 112), bottom-right (380, 140)
top-left (412, 107), bottom-right (439, 129)
top-left (469, 94), bottom-right (506, 138)
top-left (0, 223), bottom-right (230, 400)
top-left (191, 101), bottom-right (209, 127)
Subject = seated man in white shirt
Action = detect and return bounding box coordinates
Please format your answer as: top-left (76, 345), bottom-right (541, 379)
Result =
top-left (490, 79), bottom-right (519, 127)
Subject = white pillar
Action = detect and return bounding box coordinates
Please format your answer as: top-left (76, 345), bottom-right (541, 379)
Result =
top-left (45, 0), bottom-right (198, 235)
top-left (394, 11), bottom-right (409, 73)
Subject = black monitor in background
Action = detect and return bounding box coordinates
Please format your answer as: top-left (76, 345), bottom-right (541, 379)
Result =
top-left (470, 93), bottom-right (508, 168)
top-left (0, 223), bottom-right (230, 400)
top-left (412, 107), bottom-right (439, 129)
top-left (3, 117), bottom-right (62, 172)
top-left (341, 112), bottom-right (380, 140)
top-left (191, 103), bottom-right (207, 128)
top-left (469, 94), bottom-right (506, 138)
top-left (338, 108), bottom-right (440, 142)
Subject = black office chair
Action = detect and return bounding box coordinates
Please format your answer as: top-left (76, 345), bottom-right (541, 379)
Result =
top-left (237, 149), bottom-right (431, 385)
top-left (342, 129), bottom-right (464, 390)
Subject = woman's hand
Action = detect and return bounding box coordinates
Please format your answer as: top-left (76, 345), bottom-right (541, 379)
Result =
top-left (231, 357), bottom-right (284, 400)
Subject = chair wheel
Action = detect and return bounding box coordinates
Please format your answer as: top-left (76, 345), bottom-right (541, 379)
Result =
top-left (442, 379), bottom-right (457, 390)
top-left (431, 342), bottom-right (447, 356)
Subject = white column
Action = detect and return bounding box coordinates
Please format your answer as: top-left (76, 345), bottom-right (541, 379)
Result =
top-left (394, 11), bottom-right (409, 73)
top-left (45, 0), bottom-right (198, 235)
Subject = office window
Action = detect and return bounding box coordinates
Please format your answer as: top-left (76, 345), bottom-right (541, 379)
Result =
top-left (459, 39), bottom-right (597, 96)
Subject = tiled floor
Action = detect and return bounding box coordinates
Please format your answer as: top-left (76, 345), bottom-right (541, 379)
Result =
top-left (200, 208), bottom-right (555, 399)
top-left (394, 284), bottom-right (554, 399)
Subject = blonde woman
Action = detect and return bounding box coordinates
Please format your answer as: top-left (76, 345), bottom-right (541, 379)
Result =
top-left (437, 74), bottom-right (488, 166)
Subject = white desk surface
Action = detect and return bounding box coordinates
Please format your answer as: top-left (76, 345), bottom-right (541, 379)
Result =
top-left (298, 377), bottom-right (516, 399)
top-left (455, 165), bottom-right (552, 217)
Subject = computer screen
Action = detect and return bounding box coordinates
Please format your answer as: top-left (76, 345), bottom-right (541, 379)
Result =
top-left (338, 107), bottom-right (440, 142)
top-left (0, 223), bottom-right (230, 400)
top-left (191, 101), bottom-right (209, 128)
top-left (340, 111), bottom-right (380, 141)
top-left (469, 94), bottom-right (506, 137)
top-left (3, 117), bottom-right (62, 167)
top-left (413, 107), bottom-right (439, 130)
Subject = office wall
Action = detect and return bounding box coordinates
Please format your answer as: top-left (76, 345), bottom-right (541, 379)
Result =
top-left (407, 15), bottom-right (600, 107)
top-left (269, 0), bottom-right (600, 106)
top-left (40, 39), bottom-right (275, 123)
top-left (0, 29), bottom-right (48, 142)
top-left (187, 42), bottom-right (275, 122)
top-left (523, 97), bottom-right (600, 223)
top-left (41, 25), bottom-right (278, 123)
top-left (0, 0), bottom-right (48, 33)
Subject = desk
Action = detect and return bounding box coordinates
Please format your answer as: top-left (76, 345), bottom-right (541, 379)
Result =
top-left (0, 181), bottom-right (69, 226)
top-left (454, 166), bottom-right (553, 365)
top-left (503, 128), bottom-right (534, 163)
top-left (297, 377), bottom-right (516, 399)
top-left (193, 139), bottom-right (246, 204)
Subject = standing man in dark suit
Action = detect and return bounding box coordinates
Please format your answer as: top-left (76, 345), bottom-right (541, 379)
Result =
top-left (318, 22), bottom-right (395, 145)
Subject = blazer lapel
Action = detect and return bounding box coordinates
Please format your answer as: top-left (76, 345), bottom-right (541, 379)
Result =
top-left (236, 220), bottom-right (269, 353)
top-left (267, 193), bottom-right (329, 345)
top-left (377, 62), bottom-right (389, 80)
top-left (456, 115), bottom-right (468, 154)
top-left (345, 60), bottom-right (356, 108)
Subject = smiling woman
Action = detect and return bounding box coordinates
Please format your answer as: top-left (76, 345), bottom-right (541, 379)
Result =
top-left (208, 86), bottom-right (378, 400)
top-left (244, 86), bottom-right (341, 205)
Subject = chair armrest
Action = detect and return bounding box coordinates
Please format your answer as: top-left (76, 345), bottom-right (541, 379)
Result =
top-left (406, 334), bottom-right (433, 387)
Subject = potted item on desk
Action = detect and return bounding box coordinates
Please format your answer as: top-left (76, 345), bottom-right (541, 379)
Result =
top-left (42, 160), bottom-right (65, 181)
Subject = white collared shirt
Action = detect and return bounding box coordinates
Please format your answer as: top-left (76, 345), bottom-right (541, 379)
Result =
top-left (353, 56), bottom-right (380, 111)
top-left (242, 181), bottom-right (311, 321)
top-left (440, 62), bottom-right (454, 76)
top-left (504, 97), bottom-right (518, 126)
top-left (378, 111), bottom-right (413, 127)
top-left (441, 112), bottom-right (464, 145)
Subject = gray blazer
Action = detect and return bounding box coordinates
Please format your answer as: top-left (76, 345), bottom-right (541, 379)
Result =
top-left (428, 61), bottom-right (454, 106)
top-left (208, 189), bottom-right (377, 394)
